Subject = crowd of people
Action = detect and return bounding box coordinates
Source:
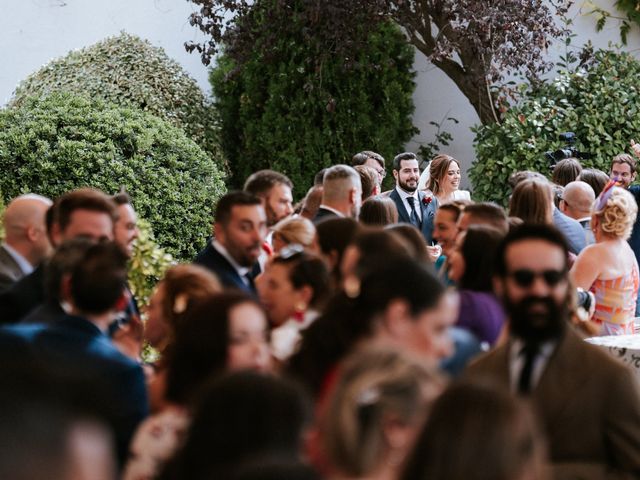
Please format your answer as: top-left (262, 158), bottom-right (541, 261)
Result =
top-left (1, 146), bottom-right (640, 480)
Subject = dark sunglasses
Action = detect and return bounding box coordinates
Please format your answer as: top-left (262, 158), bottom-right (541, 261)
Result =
top-left (508, 269), bottom-right (566, 288)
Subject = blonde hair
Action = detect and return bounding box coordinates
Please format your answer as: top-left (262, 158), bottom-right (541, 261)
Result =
top-left (321, 347), bottom-right (445, 477)
top-left (271, 216), bottom-right (316, 249)
top-left (427, 154), bottom-right (459, 195)
top-left (593, 186), bottom-right (637, 239)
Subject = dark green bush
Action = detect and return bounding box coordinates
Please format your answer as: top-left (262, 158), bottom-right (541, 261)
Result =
top-left (211, 16), bottom-right (417, 196)
top-left (471, 49), bottom-right (640, 205)
top-left (0, 93), bottom-right (226, 259)
top-left (10, 32), bottom-right (224, 167)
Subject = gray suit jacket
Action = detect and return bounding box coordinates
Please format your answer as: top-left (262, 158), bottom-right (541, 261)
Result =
top-left (553, 208), bottom-right (587, 254)
top-left (0, 245), bottom-right (26, 292)
top-left (466, 327), bottom-right (640, 479)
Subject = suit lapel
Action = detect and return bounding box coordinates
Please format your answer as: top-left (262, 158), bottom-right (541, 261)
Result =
top-left (389, 188), bottom-right (411, 223)
top-left (0, 246), bottom-right (25, 278)
top-left (533, 328), bottom-right (590, 425)
top-left (418, 191), bottom-right (437, 243)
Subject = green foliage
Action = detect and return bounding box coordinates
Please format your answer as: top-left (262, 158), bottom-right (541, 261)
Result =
top-left (471, 49), bottom-right (640, 205)
top-left (10, 32), bottom-right (224, 166)
top-left (0, 93), bottom-right (226, 259)
top-left (128, 219), bottom-right (175, 309)
top-left (0, 196), bottom-right (4, 242)
top-left (211, 19), bottom-right (417, 197)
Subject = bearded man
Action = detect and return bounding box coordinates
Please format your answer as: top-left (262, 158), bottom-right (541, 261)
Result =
top-left (467, 223), bottom-right (640, 479)
top-left (388, 152), bottom-right (436, 243)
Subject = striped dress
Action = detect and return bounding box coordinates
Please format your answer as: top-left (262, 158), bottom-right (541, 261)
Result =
top-left (591, 263), bottom-right (639, 335)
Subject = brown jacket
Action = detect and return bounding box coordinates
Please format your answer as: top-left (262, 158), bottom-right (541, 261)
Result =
top-left (466, 326), bottom-right (640, 480)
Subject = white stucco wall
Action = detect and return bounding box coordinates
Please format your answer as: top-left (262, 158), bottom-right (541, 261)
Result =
top-left (0, 0), bottom-right (211, 105)
top-left (1, 1), bottom-right (639, 189)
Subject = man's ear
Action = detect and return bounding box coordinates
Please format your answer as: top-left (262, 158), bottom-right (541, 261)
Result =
top-left (632, 172), bottom-right (637, 183)
top-left (349, 187), bottom-right (357, 205)
top-left (392, 169), bottom-right (399, 182)
top-left (213, 222), bottom-right (224, 242)
top-left (382, 299), bottom-right (412, 338)
top-left (558, 199), bottom-right (567, 215)
top-left (50, 223), bottom-right (62, 247)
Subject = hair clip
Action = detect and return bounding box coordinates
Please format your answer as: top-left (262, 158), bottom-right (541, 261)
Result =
top-left (278, 243), bottom-right (305, 260)
top-left (594, 179), bottom-right (618, 212)
top-left (173, 293), bottom-right (188, 314)
top-left (356, 387), bottom-right (380, 407)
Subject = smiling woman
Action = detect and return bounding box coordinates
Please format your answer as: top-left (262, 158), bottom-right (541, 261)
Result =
top-left (424, 154), bottom-right (470, 204)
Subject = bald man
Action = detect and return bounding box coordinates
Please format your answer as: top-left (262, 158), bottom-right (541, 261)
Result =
top-left (559, 181), bottom-right (595, 245)
top-left (0, 195), bottom-right (53, 291)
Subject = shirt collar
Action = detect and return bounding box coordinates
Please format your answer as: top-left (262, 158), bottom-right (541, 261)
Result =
top-left (395, 186), bottom-right (419, 201)
top-left (212, 240), bottom-right (251, 278)
top-left (509, 337), bottom-right (557, 362)
top-left (2, 243), bottom-right (33, 275)
top-left (317, 205), bottom-right (345, 218)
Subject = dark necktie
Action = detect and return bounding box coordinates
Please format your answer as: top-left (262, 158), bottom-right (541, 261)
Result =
top-left (407, 196), bottom-right (421, 228)
top-left (518, 343), bottom-right (540, 394)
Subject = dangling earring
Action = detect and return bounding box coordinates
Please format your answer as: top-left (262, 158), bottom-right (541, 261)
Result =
top-left (293, 302), bottom-right (307, 323)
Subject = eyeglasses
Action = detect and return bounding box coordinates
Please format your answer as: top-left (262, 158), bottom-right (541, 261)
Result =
top-left (507, 269), bottom-right (566, 288)
top-left (376, 169), bottom-right (386, 179)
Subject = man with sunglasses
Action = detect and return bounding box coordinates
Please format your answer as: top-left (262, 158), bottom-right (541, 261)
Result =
top-left (467, 224), bottom-right (640, 478)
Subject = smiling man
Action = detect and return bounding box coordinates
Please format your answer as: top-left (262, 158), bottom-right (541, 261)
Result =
top-left (194, 191), bottom-right (267, 294)
top-left (467, 224), bottom-right (640, 478)
top-left (388, 152), bottom-right (436, 243)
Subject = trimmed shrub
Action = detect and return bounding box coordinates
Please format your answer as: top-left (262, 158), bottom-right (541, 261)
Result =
top-left (10, 32), bottom-right (224, 166)
top-left (211, 17), bottom-right (417, 196)
top-left (128, 219), bottom-right (175, 309)
top-left (471, 49), bottom-right (640, 205)
top-left (0, 93), bottom-right (226, 259)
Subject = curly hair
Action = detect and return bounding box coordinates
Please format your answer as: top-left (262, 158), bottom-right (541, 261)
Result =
top-left (593, 186), bottom-right (638, 239)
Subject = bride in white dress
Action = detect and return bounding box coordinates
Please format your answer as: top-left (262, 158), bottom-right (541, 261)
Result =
top-left (418, 154), bottom-right (471, 203)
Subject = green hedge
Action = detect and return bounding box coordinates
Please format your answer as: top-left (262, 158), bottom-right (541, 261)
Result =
top-left (0, 93), bottom-right (226, 259)
top-left (10, 32), bottom-right (224, 167)
top-left (471, 49), bottom-right (640, 205)
top-left (211, 18), bottom-right (417, 196)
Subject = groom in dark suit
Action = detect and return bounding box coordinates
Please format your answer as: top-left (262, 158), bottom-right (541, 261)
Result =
top-left (194, 191), bottom-right (267, 294)
top-left (388, 152), bottom-right (437, 244)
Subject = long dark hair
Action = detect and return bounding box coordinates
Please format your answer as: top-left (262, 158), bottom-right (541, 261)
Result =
top-left (287, 258), bottom-right (445, 397)
top-left (163, 292), bottom-right (264, 405)
top-left (458, 225), bottom-right (505, 292)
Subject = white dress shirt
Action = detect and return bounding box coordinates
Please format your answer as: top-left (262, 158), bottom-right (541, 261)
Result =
top-left (508, 338), bottom-right (557, 392)
top-left (395, 186), bottom-right (422, 221)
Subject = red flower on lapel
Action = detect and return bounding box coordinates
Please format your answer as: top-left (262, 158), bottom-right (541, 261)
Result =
top-left (422, 195), bottom-right (433, 206)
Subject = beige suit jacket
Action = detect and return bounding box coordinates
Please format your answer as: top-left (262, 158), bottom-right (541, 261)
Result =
top-left (466, 326), bottom-right (640, 480)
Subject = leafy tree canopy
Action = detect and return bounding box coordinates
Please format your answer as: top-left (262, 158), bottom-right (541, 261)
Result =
top-left (187, 0), bottom-right (571, 124)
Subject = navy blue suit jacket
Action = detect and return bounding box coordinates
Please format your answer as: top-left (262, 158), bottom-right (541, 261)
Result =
top-left (312, 207), bottom-right (340, 225)
top-left (388, 188), bottom-right (437, 244)
top-left (194, 241), bottom-right (257, 294)
top-left (2, 315), bottom-right (148, 463)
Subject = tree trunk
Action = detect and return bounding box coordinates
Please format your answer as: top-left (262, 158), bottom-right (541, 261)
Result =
top-left (430, 56), bottom-right (499, 125)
